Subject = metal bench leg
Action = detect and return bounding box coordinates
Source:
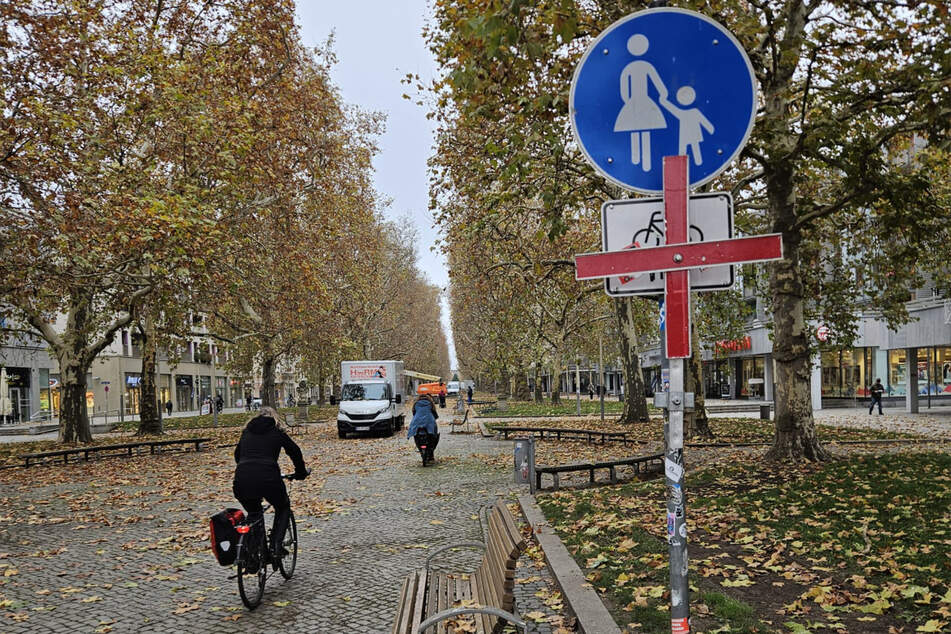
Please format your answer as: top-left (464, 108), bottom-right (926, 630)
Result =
top-left (610, 466), bottom-right (617, 484)
top-left (589, 468), bottom-right (595, 484)
top-left (552, 473), bottom-right (560, 490)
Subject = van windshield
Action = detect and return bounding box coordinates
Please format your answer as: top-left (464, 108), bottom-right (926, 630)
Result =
top-left (341, 383), bottom-right (388, 401)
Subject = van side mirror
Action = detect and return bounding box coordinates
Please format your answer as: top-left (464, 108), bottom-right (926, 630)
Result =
top-left (330, 395), bottom-right (337, 405)
top-left (395, 394), bottom-right (402, 404)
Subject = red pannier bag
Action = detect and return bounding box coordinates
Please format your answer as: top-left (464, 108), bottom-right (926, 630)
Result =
top-left (209, 508), bottom-right (245, 566)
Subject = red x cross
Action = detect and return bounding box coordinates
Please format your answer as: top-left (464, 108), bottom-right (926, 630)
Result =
top-left (575, 156), bottom-right (784, 358)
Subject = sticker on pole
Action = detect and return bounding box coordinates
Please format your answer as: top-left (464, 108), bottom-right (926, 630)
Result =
top-left (570, 8), bottom-right (757, 194)
top-left (672, 617), bottom-right (690, 633)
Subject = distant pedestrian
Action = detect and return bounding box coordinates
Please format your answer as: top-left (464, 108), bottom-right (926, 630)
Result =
top-left (869, 378), bottom-right (885, 415)
top-left (165, 400), bottom-right (172, 416)
top-left (588, 386), bottom-right (594, 400)
top-left (466, 385), bottom-right (473, 403)
top-left (215, 394), bottom-right (224, 413)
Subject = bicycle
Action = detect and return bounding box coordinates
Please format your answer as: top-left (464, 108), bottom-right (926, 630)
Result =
top-left (232, 470), bottom-right (308, 609)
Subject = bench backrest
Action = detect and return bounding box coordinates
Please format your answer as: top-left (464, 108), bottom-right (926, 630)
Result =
top-left (475, 501), bottom-right (525, 632)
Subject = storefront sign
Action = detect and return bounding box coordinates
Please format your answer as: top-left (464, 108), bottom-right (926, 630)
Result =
top-left (714, 336), bottom-right (752, 354)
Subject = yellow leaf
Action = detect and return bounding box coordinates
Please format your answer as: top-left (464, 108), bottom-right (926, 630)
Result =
top-left (917, 620), bottom-right (947, 632)
top-left (525, 611), bottom-right (547, 622)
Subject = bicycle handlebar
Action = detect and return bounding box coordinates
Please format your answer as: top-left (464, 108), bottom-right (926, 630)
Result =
top-left (282, 468), bottom-right (312, 481)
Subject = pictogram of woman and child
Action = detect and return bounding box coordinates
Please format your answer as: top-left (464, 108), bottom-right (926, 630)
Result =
top-left (614, 33), bottom-right (714, 172)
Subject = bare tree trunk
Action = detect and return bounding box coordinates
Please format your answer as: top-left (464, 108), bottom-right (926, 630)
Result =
top-left (685, 320), bottom-right (713, 439)
top-left (533, 359), bottom-right (542, 402)
top-left (550, 355), bottom-right (562, 404)
top-left (261, 356), bottom-right (277, 408)
top-left (499, 365), bottom-right (511, 398)
top-left (56, 292), bottom-right (97, 443)
top-left (316, 363), bottom-right (325, 404)
top-left (513, 365), bottom-right (530, 400)
top-left (136, 314), bottom-right (162, 435)
top-left (59, 359), bottom-right (92, 443)
top-left (764, 149), bottom-right (829, 461)
top-left (615, 297), bottom-right (649, 423)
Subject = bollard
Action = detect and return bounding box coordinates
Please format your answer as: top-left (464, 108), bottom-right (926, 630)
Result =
top-left (514, 436), bottom-right (536, 494)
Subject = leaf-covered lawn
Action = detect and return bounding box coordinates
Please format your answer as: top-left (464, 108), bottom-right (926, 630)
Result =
top-left (539, 451), bottom-right (951, 632)
top-left (488, 416), bottom-right (921, 444)
top-left (112, 405), bottom-right (338, 433)
top-left (475, 399), bottom-right (628, 417)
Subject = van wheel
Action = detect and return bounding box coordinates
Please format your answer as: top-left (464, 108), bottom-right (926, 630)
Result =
top-left (337, 430), bottom-right (346, 439)
top-left (386, 421), bottom-right (394, 437)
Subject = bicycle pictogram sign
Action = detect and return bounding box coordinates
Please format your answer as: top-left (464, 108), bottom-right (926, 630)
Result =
top-left (601, 193), bottom-right (734, 296)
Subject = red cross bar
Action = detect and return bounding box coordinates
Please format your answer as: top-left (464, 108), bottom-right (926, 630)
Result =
top-left (574, 156), bottom-right (784, 358)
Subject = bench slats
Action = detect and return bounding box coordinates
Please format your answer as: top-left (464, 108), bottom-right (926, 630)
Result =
top-left (393, 570), bottom-right (415, 634)
top-left (394, 502), bottom-right (526, 634)
top-left (410, 569), bottom-right (427, 633)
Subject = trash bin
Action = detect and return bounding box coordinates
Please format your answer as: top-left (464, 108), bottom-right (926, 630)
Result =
top-left (514, 436), bottom-right (535, 492)
top-left (759, 404), bottom-right (771, 420)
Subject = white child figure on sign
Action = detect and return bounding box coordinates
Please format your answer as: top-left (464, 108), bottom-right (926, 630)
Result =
top-left (661, 86), bottom-right (715, 166)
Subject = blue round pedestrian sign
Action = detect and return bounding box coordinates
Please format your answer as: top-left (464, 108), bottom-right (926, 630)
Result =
top-left (570, 8), bottom-right (757, 194)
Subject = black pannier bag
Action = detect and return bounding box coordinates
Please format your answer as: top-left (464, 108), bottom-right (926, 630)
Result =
top-left (209, 508), bottom-right (246, 566)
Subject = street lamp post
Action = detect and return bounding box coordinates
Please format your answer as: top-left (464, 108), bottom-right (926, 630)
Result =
top-left (575, 357), bottom-right (581, 416)
top-left (211, 343), bottom-right (218, 427)
top-left (599, 334), bottom-right (605, 421)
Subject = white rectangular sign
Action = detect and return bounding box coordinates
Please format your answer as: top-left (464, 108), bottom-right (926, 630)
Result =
top-left (602, 193), bottom-right (735, 296)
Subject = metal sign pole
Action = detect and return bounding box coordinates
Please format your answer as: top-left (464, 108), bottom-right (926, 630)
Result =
top-left (665, 357), bottom-right (689, 632)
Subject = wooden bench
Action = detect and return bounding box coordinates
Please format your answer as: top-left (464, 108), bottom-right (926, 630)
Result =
top-left (23, 438), bottom-right (210, 467)
top-left (392, 500), bottom-right (527, 634)
top-left (449, 408), bottom-right (470, 434)
top-left (535, 453), bottom-right (664, 490)
top-left (497, 426), bottom-right (633, 444)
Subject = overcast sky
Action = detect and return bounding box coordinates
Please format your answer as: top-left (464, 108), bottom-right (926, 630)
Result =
top-left (295, 1), bottom-right (457, 369)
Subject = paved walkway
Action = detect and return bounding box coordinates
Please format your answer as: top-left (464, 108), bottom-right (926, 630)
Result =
top-left (0, 428), bottom-right (567, 633)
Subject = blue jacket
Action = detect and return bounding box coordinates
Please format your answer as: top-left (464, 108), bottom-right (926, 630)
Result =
top-left (407, 399), bottom-right (438, 438)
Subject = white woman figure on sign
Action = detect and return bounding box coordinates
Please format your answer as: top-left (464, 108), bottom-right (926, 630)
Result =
top-left (661, 86), bottom-right (715, 166)
top-left (614, 34), bottom-right (669, 172)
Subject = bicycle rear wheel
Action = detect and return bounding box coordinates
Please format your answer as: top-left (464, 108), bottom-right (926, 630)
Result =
top-left (237, 534), bottom-right (267, 609)
top-left (278, 511), bottom-right (298, 579)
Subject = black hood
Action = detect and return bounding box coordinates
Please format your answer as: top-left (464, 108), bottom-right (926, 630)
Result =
top-left (247, 416), bottom-right (277, 434)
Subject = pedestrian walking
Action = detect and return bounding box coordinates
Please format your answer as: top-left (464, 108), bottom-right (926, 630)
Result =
top-left (869, 378), bottom-right (885, 415)
top-left (466, 385), bottom-right (473, 403)
top-left (165, 400), bottom-right (172, 416)
top-left (588, 386), bottom-right (594, 400)
top-left (215, 394), bottom-right (224, 414)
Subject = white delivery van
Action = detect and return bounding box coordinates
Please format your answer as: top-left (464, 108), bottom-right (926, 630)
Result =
top-left (446, 381), bottom-right (460, 395)
top-left (333, 361), bottom-right (405, 438)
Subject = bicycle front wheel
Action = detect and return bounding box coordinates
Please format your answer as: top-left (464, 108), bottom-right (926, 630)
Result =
top-left (279, 511), bottom-right (298, 579)
top-left (237, 535), bottom-right (266, 609)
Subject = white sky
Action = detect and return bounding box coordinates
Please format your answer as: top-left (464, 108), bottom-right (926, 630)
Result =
top-left (295, 1), bottom-right (457, 370)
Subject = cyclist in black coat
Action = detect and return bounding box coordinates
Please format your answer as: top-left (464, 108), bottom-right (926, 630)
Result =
top-left (233, 407), bottom-right (308, 561)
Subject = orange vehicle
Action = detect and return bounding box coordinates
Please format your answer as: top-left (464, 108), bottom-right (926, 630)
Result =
top-left (417, 382), bottom-right (447, 397)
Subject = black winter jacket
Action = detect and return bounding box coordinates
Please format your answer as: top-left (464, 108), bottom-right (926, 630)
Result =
top-left (233, 416), bottom-right (307, 477)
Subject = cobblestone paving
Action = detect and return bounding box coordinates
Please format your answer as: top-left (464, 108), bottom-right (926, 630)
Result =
top-left (0, 427), bottom-right (568, 633)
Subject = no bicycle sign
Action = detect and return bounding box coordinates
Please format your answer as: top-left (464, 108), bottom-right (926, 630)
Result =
top-left (569, 8), bottom-right (757, 194)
